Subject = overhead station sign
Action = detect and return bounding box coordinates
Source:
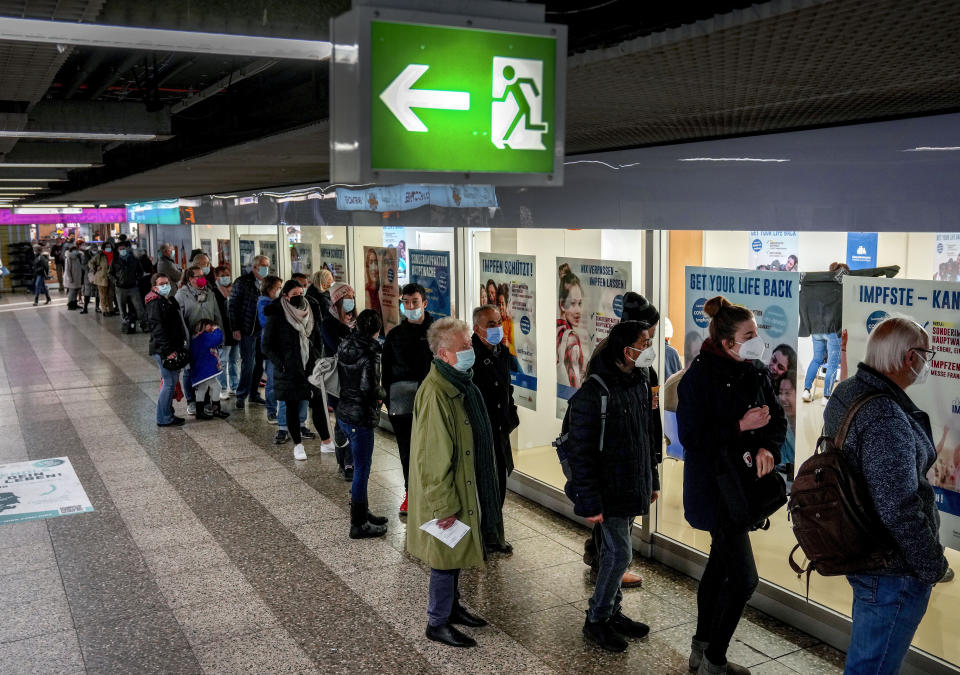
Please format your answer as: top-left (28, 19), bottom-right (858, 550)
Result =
top-left (331, 6), bottom-right (566, 186)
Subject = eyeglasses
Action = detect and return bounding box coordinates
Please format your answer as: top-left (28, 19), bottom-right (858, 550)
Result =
top-left (910, 348), bottom-right (936, 363)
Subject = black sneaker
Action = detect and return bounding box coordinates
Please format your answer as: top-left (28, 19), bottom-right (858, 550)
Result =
top-left (299, 427), bottom-right (316, 439)
top-left (158, 416), bottom-right (186, 428)
top-left (583, 618), bottom-right (628, 653)
top-left (248, 396), bottom-right (267, 406)
top-left (343, 466), bottom-right (354, 482)
top-left (274, 430), bottom-right (290, 445)
top-left (609, 609), bottom-right (649, 639)
top-left (234, 398), bottom-right (245, 410)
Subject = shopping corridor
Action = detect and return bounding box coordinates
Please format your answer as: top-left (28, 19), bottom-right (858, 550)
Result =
top-left (0, 296), bottom-right (843, 674)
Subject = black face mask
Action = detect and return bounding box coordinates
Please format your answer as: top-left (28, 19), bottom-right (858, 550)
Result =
top-left (290, 296), bottom-right (306, 309)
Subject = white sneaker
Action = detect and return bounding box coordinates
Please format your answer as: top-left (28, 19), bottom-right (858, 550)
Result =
top-left (220, 390), bottom-right (231, 401)
top-left (801, 389), bottom-right (812, 402)
top-left (187, 402), bottom-right (197, 415)
top-left (821, 396), bottom-right (830, 406)
top-left (293, 444), bottom-right (307, 461)
top-left (320, 440), bottom-right (336, 454)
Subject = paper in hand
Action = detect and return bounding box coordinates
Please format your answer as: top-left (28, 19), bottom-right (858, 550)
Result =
top-left (420, 518), bottom-right (471, 549)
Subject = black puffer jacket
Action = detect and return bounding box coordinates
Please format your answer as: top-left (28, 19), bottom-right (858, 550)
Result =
top-left (144, 291), bottom-right (187, 358)
top-left (109, 253), bottom-right (142, 289)
top-left (564, 355), bottom-right (659, 519)
top-left (382, 312), bottom-right (435, 404)
top-left (212, 287), bottom-right (236, 347)
top-left (261, 299), bottom-right (322, 401)
top-left (677, 338), bottom-right (786, 532)
top-left (336, 334), bottom-right (384, 428)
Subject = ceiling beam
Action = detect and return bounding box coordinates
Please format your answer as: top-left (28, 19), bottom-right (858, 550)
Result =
top-left (170, 59), bottom-right (277, 115)
top-left (1, 143), bottom-right (104, 167)
top-left (28, 100), bottom-right (172, 136)
top-left (0, 17), bottom-right (331, 61)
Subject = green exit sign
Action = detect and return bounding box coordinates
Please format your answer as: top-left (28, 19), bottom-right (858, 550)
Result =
top-left (331, 7), bottom-right (567, 186)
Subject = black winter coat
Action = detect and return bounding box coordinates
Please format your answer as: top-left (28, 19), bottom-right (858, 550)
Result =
top-left (212, 287), bottom-right (236, 346)
top-left (677, 339), bottom-right (786, 532)
top-left (306, 285), bottom-right (329, 333)
top-left (336, 334), bottom-right (384, 428)
top-left (109, 254), bottom-right (142, 289)
top-left (382, 312), bottom-right (435, 405)
top-left (471, 334), bottom-right (519, 475)
top-left (145, 291), bottom-right (187, 358)
top-left (261, 300), bottom-right (323, 402)
top-left (322, 313), bottom-right (352, 357)
top-left (564, 356), bottom-right (659, 519)
top-left (228, 272), bottom-right (261, 337)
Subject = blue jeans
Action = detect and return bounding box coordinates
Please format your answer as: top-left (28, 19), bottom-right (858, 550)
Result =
top-left (264, 361), bottom-right (277, 415)
top-left (338, 420), bottom-right (374, 503)
top-left (182, 366), bottom-right (194, 404)
top-left (845, 574), bottom-right (932, 675)
top-left (587, 516), bottom-right (634, 622)
top-left (218, 344), bottom-right (241, 391)
top-left (278, 399), bottom-right (308, 432)
top-left (236, 335), bottom-right (257, 400)
top-left (153, 355), bottom-right (180, 425)
top-left (428, 568), bottom-right (460, 627)
top-left (804, 332), bottom-right (841, 397)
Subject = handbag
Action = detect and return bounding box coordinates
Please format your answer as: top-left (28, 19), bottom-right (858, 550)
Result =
top-left (162, 346), bottom-right (190, 371)
top-left (714, 450), bottom-right (787, 531)
top-left (388, 380), bottom-right (419, 416)
top-left (308, 355), bottom-right (339, 397)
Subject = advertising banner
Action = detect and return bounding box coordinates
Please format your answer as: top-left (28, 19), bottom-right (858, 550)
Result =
top-left (0, 457), bottom-right (94, 524)
top-left (383, 226), bottom-right (408, 285)
top-left (336, 184), bottom-right (498, 212)
top-left (683, 267), bottom-right (801, 473)
top-left (319, 244), bottom-right (347, 282)
top-left (556, 257), bottom-right (631, 418)
top-left (749, 231), bottom-right (799, 272)
top-left (362, 246), bottom-right (401, 334)
top-left (935, 233), bottom-right (960, 281)
top-left (479, 253), bottom-right (538, 410)
top-left (409, 249), bottom-right (452, 318)
top-left (842, 276), bottom-right (960, 551)
top-left (846, 232), bottom-right (879, 270)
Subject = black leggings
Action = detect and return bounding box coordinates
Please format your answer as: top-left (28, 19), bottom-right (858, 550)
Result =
top-left (695, 524), bottom-right (759, 664)
top-left (285, 394), bottom-right (329, 445)
top-left (388, 413), bottom-right (413, 490)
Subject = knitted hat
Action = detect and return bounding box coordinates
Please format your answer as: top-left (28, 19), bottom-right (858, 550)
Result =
top-left (621, 292), bottom-right (659, 326)
top-left (328, 282), bottom-right (356, 318)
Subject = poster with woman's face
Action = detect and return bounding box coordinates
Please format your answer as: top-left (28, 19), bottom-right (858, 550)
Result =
top-left (555, 257), bottom-right (632, 419)
top-left (362, 246), bottom-right (400, 335)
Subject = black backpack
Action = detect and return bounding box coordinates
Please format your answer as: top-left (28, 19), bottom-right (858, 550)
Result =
top-left (788, 392), bottom-right (895, 590)
top-left (553, 374), bottom-right (609, 497)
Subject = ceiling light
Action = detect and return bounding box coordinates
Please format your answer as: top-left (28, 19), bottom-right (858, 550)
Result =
top-left (0, 177), bottom-right (66, 182)
top-left (678, 157), bottom-right (790, 163)
top-left (903, 146), bottom-right (960, 152)
top-left (0, 131), bottom-right (159, 141)
top-left (0, 192), bottom-right (38, 196)
top-left (0, 163), bottom-right (98, 168)
top-left (20, 203), bottom-right (95, 208)
top-left (0, 187), bottom-right (45, 191)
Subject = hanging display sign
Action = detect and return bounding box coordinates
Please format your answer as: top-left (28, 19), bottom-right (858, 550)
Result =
top-left (0, 207), bottom-right (126, 225)
top-left (319, 244), bottom-right (347, 282)
top-left (362, 246), bottom-right (401, 334)
top-left (846, 232), bottom-right (879, 270)
top-left (336, 184), bottom-right (498, 212)
top-left (842, 276), bottom-right (960, 551)
top-left (383, 226), bottom-right (408, 285)
top-left (0, 457), bottom-right (93, 524)
top-left (749, 231), bottom-right (799, 272)
top-left (479, 252), bottom-right (538, 410)
top-left (555, 257), bottom-right (631, 418)
top-left (409, 249), bottom-right (451, 318)
top-left (935, 233), bottom-right (960, 281)
top-left (684, 267), bottom-right (801, 476)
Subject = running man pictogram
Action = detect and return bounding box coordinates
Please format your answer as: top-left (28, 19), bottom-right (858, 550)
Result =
top-left (491, 57), bottom-right (549, 150)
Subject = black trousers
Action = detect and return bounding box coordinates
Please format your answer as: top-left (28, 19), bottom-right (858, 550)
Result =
top-left (285, 394), bottom-right (328, 445)
top-left (388, 413), bottom-right (414, 491)
top-left (250, 337), bottom-right (265, 400)
top-left (695, 524), bottom-right (759, 664)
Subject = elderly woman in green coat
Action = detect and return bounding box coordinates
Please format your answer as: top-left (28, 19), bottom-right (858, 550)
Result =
top-left (407, 316), bottom-right (503, 649)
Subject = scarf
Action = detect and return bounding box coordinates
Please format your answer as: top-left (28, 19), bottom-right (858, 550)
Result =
top-left (281, 297), bottom-right (314, 368)
top-left (434, 358), bottom-right (504, 547)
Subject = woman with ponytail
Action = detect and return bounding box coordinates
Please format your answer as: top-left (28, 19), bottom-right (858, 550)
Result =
top-left (677, 296), bottom-right (786, 675)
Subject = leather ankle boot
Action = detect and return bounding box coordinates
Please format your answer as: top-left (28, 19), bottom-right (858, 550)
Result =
top-left (350, 501), bottom-right (386, 539)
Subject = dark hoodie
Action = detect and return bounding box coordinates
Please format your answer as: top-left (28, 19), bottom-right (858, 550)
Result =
top-left (336, 333), bottom-right (384, 428)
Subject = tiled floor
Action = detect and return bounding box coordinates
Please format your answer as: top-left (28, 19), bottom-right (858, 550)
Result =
top-left (0, 292), bottom-right (846, 674)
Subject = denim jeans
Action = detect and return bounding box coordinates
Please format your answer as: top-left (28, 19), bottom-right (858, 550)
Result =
top-left (278, 399), bottom-right (308, 432)
top-left (153, 355), bottom-right (179, 425)
top-left (845, 574), bottom-right (932, 675)
top-left (428, 568), bottom-right (460, 627)
top-left (34, 275), bottom-right (49, 300)
top-left (218, 344), bottom-right (241, 391)
top-left (182, 366), bottom-right (194, 404)
top-left (264, 361), bottom-right (277, 415)
top-left (804, 332), bottom-right (842, 396)
top-left (236, 335), bottom-right (257, 400)
top-left (587, 516), bottom-right (635, 623)
top-left (338, 420), bottom-right (374, 503)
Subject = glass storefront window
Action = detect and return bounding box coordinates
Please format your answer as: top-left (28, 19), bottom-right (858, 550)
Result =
top-left (283, 224), bottom-right (348, 280)
top-left (235, 225), bottom-right (281, 277)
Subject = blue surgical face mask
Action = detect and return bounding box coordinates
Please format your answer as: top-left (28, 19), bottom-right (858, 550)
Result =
top-left (218, 276), bottom-right (231, 286)
top-left (403, 306), bottom-right (423, 321)
top-left (454, 348), bottom-right (476, 372)
top-left (201, 266), bottom-right (211, 275)
top-left (157, 283), bottom-right (172, 297)
top-left (119, 249), bottom-right (129, 258)
top-left (342, 298), bottom-right (355, 313)
top-left (104, 247), bottom-right (112, 253)
top-left (485, 326), bottom-right (504, 345)
top-left (257, 265), bottom-right (269, 277)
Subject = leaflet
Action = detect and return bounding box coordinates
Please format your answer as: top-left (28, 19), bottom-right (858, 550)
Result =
top-left (419, 518), bottom-right (471, 549)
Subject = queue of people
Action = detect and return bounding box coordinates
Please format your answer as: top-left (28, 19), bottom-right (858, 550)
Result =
top-left (134, 254), bottom-right (946, 674)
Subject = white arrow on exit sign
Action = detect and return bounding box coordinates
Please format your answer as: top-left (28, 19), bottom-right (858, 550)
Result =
top-left (379, 64), bottom-right (470, 132)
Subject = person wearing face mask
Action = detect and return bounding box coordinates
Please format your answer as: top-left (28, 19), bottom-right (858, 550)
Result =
top-left (307, 269), bottom-right (334, 329)
top-left (157, 243), bottom-right (183, 287)
top-left (212, 265), bottom-right (240, 399)
top-left (191, 253), bottom-right (215, 288)
top-left (823, 317), bottom-right (948, 675)
top-left (406, 317), bottom-right (493, 649)
top-left (382, 283), bottom-right (436, 515)
top-left (563, 321), bottom-right (658, 653)
top-left (88, 243), bottom-right (115, 316)
top-left (324, 282), bottom-right (358, 480)
top-left (256, 276), bottom-right (283, 423)
top-left (229, 255), bottom-right (271, 409)
top-left (109, 243), bottom-right (147, 330)
top-left (470, 304), bottom-right (519, 554)
top-left (177, 265), bottom-right (224, 416)
top-left (145, 274), bottom-right (188, 428)
top-left (678, 296), bottom-right (786, 675)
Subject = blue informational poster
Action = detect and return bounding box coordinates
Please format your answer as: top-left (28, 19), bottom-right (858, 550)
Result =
top-left (846, 232), bottom-right (878, 270)
top-left (409, 249), bottom-right (451, 318)
top-left (748, 231), bottom-right (799, 271)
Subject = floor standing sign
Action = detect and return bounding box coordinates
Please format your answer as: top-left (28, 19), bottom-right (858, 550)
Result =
top-left (842, 276), bottom-right (960, 552)
top-left (0, 458), bottom-right (93, 524)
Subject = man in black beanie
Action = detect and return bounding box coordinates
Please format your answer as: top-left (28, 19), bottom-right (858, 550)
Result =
top-left (582, 291), bottom-right (663, 588)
